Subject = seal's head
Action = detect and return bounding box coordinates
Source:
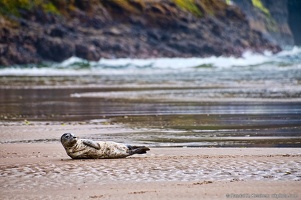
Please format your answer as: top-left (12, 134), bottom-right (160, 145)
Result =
top-left (61, 133), bottom-right (77, 148)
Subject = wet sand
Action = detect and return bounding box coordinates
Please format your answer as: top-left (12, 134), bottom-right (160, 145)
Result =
top-left (1, 124), bottom-right (301, 199)
top-left (1, 87), bottom-right (301, 147)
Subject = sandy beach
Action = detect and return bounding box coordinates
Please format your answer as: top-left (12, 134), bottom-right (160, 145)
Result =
top-left (1, 1), bottom-right (301, 198)
top-left (0, 123), bottom-right (300, 200)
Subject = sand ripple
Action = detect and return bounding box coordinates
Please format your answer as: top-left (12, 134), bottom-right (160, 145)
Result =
top-left (1, 153), bottom-right (300, 191)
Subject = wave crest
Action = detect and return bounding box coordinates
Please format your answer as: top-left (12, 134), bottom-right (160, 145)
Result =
top-left (0, 47), bottom-right (300, 76)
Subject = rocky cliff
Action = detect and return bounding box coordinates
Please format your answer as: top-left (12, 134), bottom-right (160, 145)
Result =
top-left (0, 0), bottom-right (286, 66)
top-left (232, 0), bottom-right (301, 47)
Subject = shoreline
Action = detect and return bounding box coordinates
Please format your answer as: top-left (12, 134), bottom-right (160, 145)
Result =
top-left (0, 123), bottom-right (300, 199)
top-left (1, 122), bottom-right (301, 148)
top-left (1, 143), bottom-right (300, 199)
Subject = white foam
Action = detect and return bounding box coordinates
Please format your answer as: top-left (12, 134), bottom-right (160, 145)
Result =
top-left (97, 51), bottom-right (272, 69)
top-left (0, 67), bottom-right (92, 76)
top-left (59, 56), bottom-right (88, 67)
top-left (0, 47), bottom-right (300, 76)
top-left (276, 46), bottom-right (301, 56)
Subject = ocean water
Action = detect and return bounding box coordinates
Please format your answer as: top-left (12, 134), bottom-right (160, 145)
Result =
top-left (0, 47), bottom-right (301, 147)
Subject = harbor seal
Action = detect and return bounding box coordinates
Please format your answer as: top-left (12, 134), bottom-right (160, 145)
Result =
top-left (61, 133), bottom-right (150, 159)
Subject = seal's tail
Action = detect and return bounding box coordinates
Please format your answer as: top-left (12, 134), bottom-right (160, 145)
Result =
top-left (127, 145), bottom-right (150, 155)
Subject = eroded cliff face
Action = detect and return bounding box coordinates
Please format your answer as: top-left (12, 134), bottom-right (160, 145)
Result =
top-left (0, 0), bottom-right (281, 66)
top-left (232, 0), bottom-right (300, 47)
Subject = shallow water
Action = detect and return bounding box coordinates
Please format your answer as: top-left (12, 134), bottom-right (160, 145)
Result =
top-left (1, 48), bottom-right (301, 147)
top-left (1, 87), bottom-right (300, 147)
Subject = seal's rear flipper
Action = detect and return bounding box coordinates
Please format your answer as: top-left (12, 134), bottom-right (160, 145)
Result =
top-left (127, 145), bottom-right (150, 155)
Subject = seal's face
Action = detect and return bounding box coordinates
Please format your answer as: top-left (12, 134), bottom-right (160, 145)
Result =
top-left (61, 133), bottom-right (77, 147)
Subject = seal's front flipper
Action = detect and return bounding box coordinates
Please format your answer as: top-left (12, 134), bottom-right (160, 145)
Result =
top-left (83, 140), bottom-right (100, 150)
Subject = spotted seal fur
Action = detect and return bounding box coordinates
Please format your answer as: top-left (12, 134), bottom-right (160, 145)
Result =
top-left (61, 133), bottom-right (149, 159)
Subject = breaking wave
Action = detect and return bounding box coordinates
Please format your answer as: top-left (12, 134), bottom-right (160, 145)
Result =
top-left (0, 47), bottom-right (300, 76)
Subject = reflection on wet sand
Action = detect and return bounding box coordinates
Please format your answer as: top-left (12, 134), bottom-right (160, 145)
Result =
top-left (1, 86), bottom-right (300, 147)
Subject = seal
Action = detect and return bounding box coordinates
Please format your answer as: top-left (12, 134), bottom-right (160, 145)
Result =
top-left (61, 133), bottom-right (150, 159)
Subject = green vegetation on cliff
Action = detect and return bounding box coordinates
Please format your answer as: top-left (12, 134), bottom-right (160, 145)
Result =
top-left (0, 0), bottom-right (60, 16)
top-left (0, 0), bottom-right (229, 19)
top-left (251, 0), bottom-right (270, 16)
top-left (173, 0), bottom-right (229, 17)
top-left (251, 0), bottom-right (278, 32)
top-left (174, 0), bottom-right (202, 17)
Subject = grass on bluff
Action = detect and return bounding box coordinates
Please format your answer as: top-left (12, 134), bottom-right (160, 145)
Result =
top-left (0, 0), bottom-right (61, 16)
top-left (0, 0), bottom-right (230, 18)
top-left (251, 0), bottom-right (270, 16)
top-left (173, 0), bottom-right (202, 17)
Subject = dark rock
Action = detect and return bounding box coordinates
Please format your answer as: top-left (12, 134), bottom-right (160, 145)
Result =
top-left (36, 37), bottom-right (74, 62)
top-left (49, 26), bottom-right (66, 38)
top-left (75, 43), bottom-right (100, 61)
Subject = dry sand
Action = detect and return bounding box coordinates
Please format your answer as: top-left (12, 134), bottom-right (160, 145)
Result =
top-left (0, 123), bottom-right (300, 199)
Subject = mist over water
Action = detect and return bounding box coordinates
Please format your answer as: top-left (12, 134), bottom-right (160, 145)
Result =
top-left (1, 47), bottom-right (301, 147)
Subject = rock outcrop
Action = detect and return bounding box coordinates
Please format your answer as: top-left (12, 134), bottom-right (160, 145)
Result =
top-left (232, 0), bottom-right (293, 47)
top-left (0, 0), bottom-right (282, 66)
